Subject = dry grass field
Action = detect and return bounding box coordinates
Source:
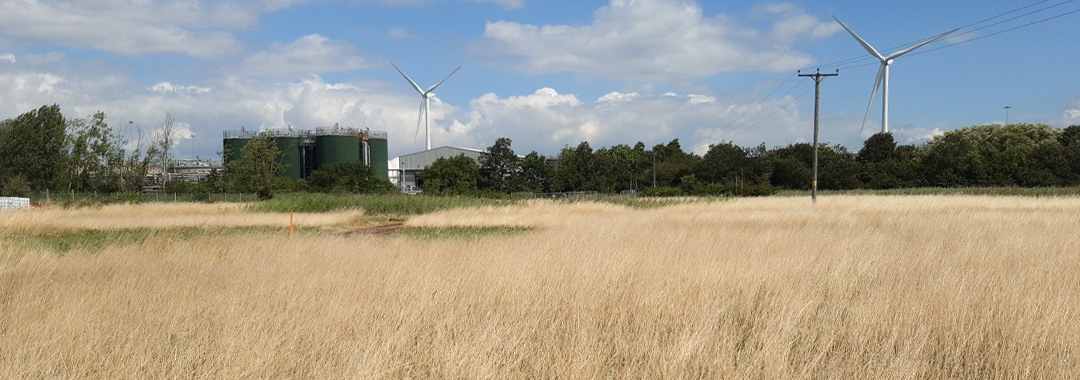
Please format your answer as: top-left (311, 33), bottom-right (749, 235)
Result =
top-left (1, 196), bottom-right (1079, 378)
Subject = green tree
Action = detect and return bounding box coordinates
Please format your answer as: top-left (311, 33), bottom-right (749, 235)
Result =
top-left (552, 142), bottom-right (594, 191)
top-left (858, 133), bottom-right (897, 163)
top-left (0, 105), bottom-right (68, 190)
top-left (478, 137), bottom-right (522, 193)
top-left (519, 151), bottom-right (552, 192)
top-left (695, 142), bottom-right (747, 184)
top-left (67, 111), bottom-right (126, 192)
top-left (306, 161), bottom-right (395, 194)
top-left (919, 124), bottom-right (1061, 187)
top-left (651, 139), bottom-right (700, 188)
top-left (225, 135), bottom-right (285, 199)
top-left (417, 155), bottom-right (480, 195)
top-left (1058, 125), bottom-right (1080, 185)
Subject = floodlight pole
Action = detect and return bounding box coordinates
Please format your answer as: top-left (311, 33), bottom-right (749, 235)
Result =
top-left (799, 69), bottom-right (838, 203)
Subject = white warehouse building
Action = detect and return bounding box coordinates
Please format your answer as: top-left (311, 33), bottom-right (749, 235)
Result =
top-left (392, 146), bottom-right (487, 190)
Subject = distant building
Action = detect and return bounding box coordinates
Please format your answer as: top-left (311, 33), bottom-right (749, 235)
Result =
top-left (394, 146), bottom-right (487, 190)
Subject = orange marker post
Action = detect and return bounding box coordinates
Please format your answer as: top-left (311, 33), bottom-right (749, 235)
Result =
top-left (289, 211), bottom-right (294, 238)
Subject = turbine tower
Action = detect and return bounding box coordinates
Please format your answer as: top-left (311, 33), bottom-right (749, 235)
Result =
top-left (391, 62), bottom-right (461, 150)
top-left (833, 16), bottom-right (957, 134)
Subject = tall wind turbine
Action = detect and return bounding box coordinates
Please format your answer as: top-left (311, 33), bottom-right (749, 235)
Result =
top-left (833, 16), bottom-right (957, 134)
top-left (391, 62), bottom-right (461, 150)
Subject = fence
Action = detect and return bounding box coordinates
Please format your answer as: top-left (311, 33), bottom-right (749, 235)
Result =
top-left (29, 191), bottom-right (259, 204)
top-left (510, 191), bottom-right (600, 200)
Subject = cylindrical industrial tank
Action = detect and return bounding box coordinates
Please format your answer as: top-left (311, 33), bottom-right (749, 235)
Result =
top-left (367, 131), bottom-right (389, 182)
top-left (222, 130), bottom-right (255, 165)
top-left (314, 128), bottom-right (361, 170)
top-left (271, 134), bottom-right (304, 180)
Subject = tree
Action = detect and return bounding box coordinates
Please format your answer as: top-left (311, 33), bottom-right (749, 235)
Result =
top-left (417, 155), bottom-right (479, 195)
top-left (651, 139), bottom-right (700, 188)
top-left (0, 105), bottom-right (68, 190)
top-left (154, 113), bottom-right (179, 184)
top-left (306, 162), bottom-right (395, 194)
top-left (225, 135), bottom-right (285, 199)
top-left (67, 111), bottom-right (126, 192)
top-left (858, 133), bottom-right (896, 163)
top-left (552, 142), bottom-right (594, 191)
top-left (519, 151), bottom-right (552, 192)
top-left (695, 142), bottom-right (747, 184)
top-left (478, 137), bottom-right (522, 193)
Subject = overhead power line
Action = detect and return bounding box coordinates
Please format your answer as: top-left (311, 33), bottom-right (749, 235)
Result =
top-left (690, 0), bottom-right (1080, 153)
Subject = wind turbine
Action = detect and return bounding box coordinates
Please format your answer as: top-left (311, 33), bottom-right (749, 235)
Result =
top-left (833, 16), bottom-right (957, 134)
top-left (391, 62), bottom-right (461, 151)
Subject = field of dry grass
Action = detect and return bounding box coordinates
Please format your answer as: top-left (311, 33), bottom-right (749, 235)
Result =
top-left (1, 196), bottom-right (1079, 378)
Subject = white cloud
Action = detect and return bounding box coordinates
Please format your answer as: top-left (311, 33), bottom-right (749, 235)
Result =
top-left (597, 91), bottom-right (639, 103)
top-left (0, 70), bottom-right (811, 160)
top-left (243, 34), bottom-right (374, 77)
top-left (151, 82), bottom-right (212, 94)
top-left (1, 53), bottom-right (14, 63)
top-left (0, 0), bottom-right (285, 56)
top-left (436, 87), bottom-right (808, 156)
top-left (755, 2), bottom-right (840, 43)
top-left (476, 0), bottom-right (834, 83)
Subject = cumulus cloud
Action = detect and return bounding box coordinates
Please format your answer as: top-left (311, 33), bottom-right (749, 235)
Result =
top-left (1, 53), bottom-right (14, 63)
top-left (476, 0), bottom-right (835, 83)
top-left (242, 34), bottom-right (374, 77)
top-left (759, 3), bottom-right (842, 44)
top-left (435, 87), bottom-right (809, 156)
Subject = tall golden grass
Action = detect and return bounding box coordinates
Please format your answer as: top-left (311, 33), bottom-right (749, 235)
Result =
top-left (1, 196), bottom-right (1079, 378)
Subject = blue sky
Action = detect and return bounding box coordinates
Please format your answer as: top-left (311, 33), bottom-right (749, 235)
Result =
top-left (1, 0), bottom-right (1078, 160)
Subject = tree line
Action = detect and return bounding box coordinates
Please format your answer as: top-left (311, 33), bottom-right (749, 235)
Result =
top-left (5, 104), bottom-right (1079, 199)
top-left (420, 123), bottom-right (1080, 196)
top-left (0, 105), bottom-right (397, 199)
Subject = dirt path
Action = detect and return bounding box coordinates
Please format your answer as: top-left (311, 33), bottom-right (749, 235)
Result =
top-left (340, 221), bottom-right (406, 237)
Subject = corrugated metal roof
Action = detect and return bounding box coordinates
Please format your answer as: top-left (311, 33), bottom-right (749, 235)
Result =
top-left (398, 146), bottom-right (487, 170)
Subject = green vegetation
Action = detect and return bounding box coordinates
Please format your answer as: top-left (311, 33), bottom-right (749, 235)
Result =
top-left (249, 193), bottom-right (513, 215)
top-left (24, 226), bottom-right (301, 253)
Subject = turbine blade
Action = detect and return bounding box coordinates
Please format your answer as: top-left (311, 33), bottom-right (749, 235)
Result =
top-left (861, 64), bottom-right (886, 134)
top-left (833, 16), bottom-right (885, 61)
top-left (425, 66), bottom-right (461, 93)
top-left (886, 28), bottom-right (960, 60)
top-left (415, 98), bottom-right (425, 140)
top-left (391, 61), bottom-right (425, 94)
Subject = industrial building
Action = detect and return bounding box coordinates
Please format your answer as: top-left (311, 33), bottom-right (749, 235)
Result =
top-left (223, 127), bottom-right (389, 182)
top-left (393, 146), bottom-right (487, 190)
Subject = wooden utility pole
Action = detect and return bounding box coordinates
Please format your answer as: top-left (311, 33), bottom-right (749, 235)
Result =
top-left (798, 69), bottom-right (838, 203)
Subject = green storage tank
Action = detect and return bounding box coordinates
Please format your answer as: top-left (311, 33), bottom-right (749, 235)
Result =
top-left (367, 131), bottom-right (389, 182)
top-left (315, 132), bottom-right (361, 170)
top-left (223, 130), bottom-right (256, 165)
top-left (223, 138), bottom-right (250, 164)
top-left (272, 136), bottom-right (304, 180)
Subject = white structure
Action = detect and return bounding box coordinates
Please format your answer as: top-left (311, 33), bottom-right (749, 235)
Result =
top-left (391, 62), bottom-right (461, 151)
top-left (394, 146), bottom-right (486, 190)
top-left (0, 197), bottom-right (31, 210)
top-left (833, 16), bottom-right (957, 134)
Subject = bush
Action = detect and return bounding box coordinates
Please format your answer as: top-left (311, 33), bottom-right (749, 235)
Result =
top-left (1, 175), bottom-right (31, 198)
top-left (639, 186), bottom-right (683, 197)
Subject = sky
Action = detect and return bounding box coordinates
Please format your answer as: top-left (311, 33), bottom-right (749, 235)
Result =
top-left (1, 0), bottom-right (1079, 161)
